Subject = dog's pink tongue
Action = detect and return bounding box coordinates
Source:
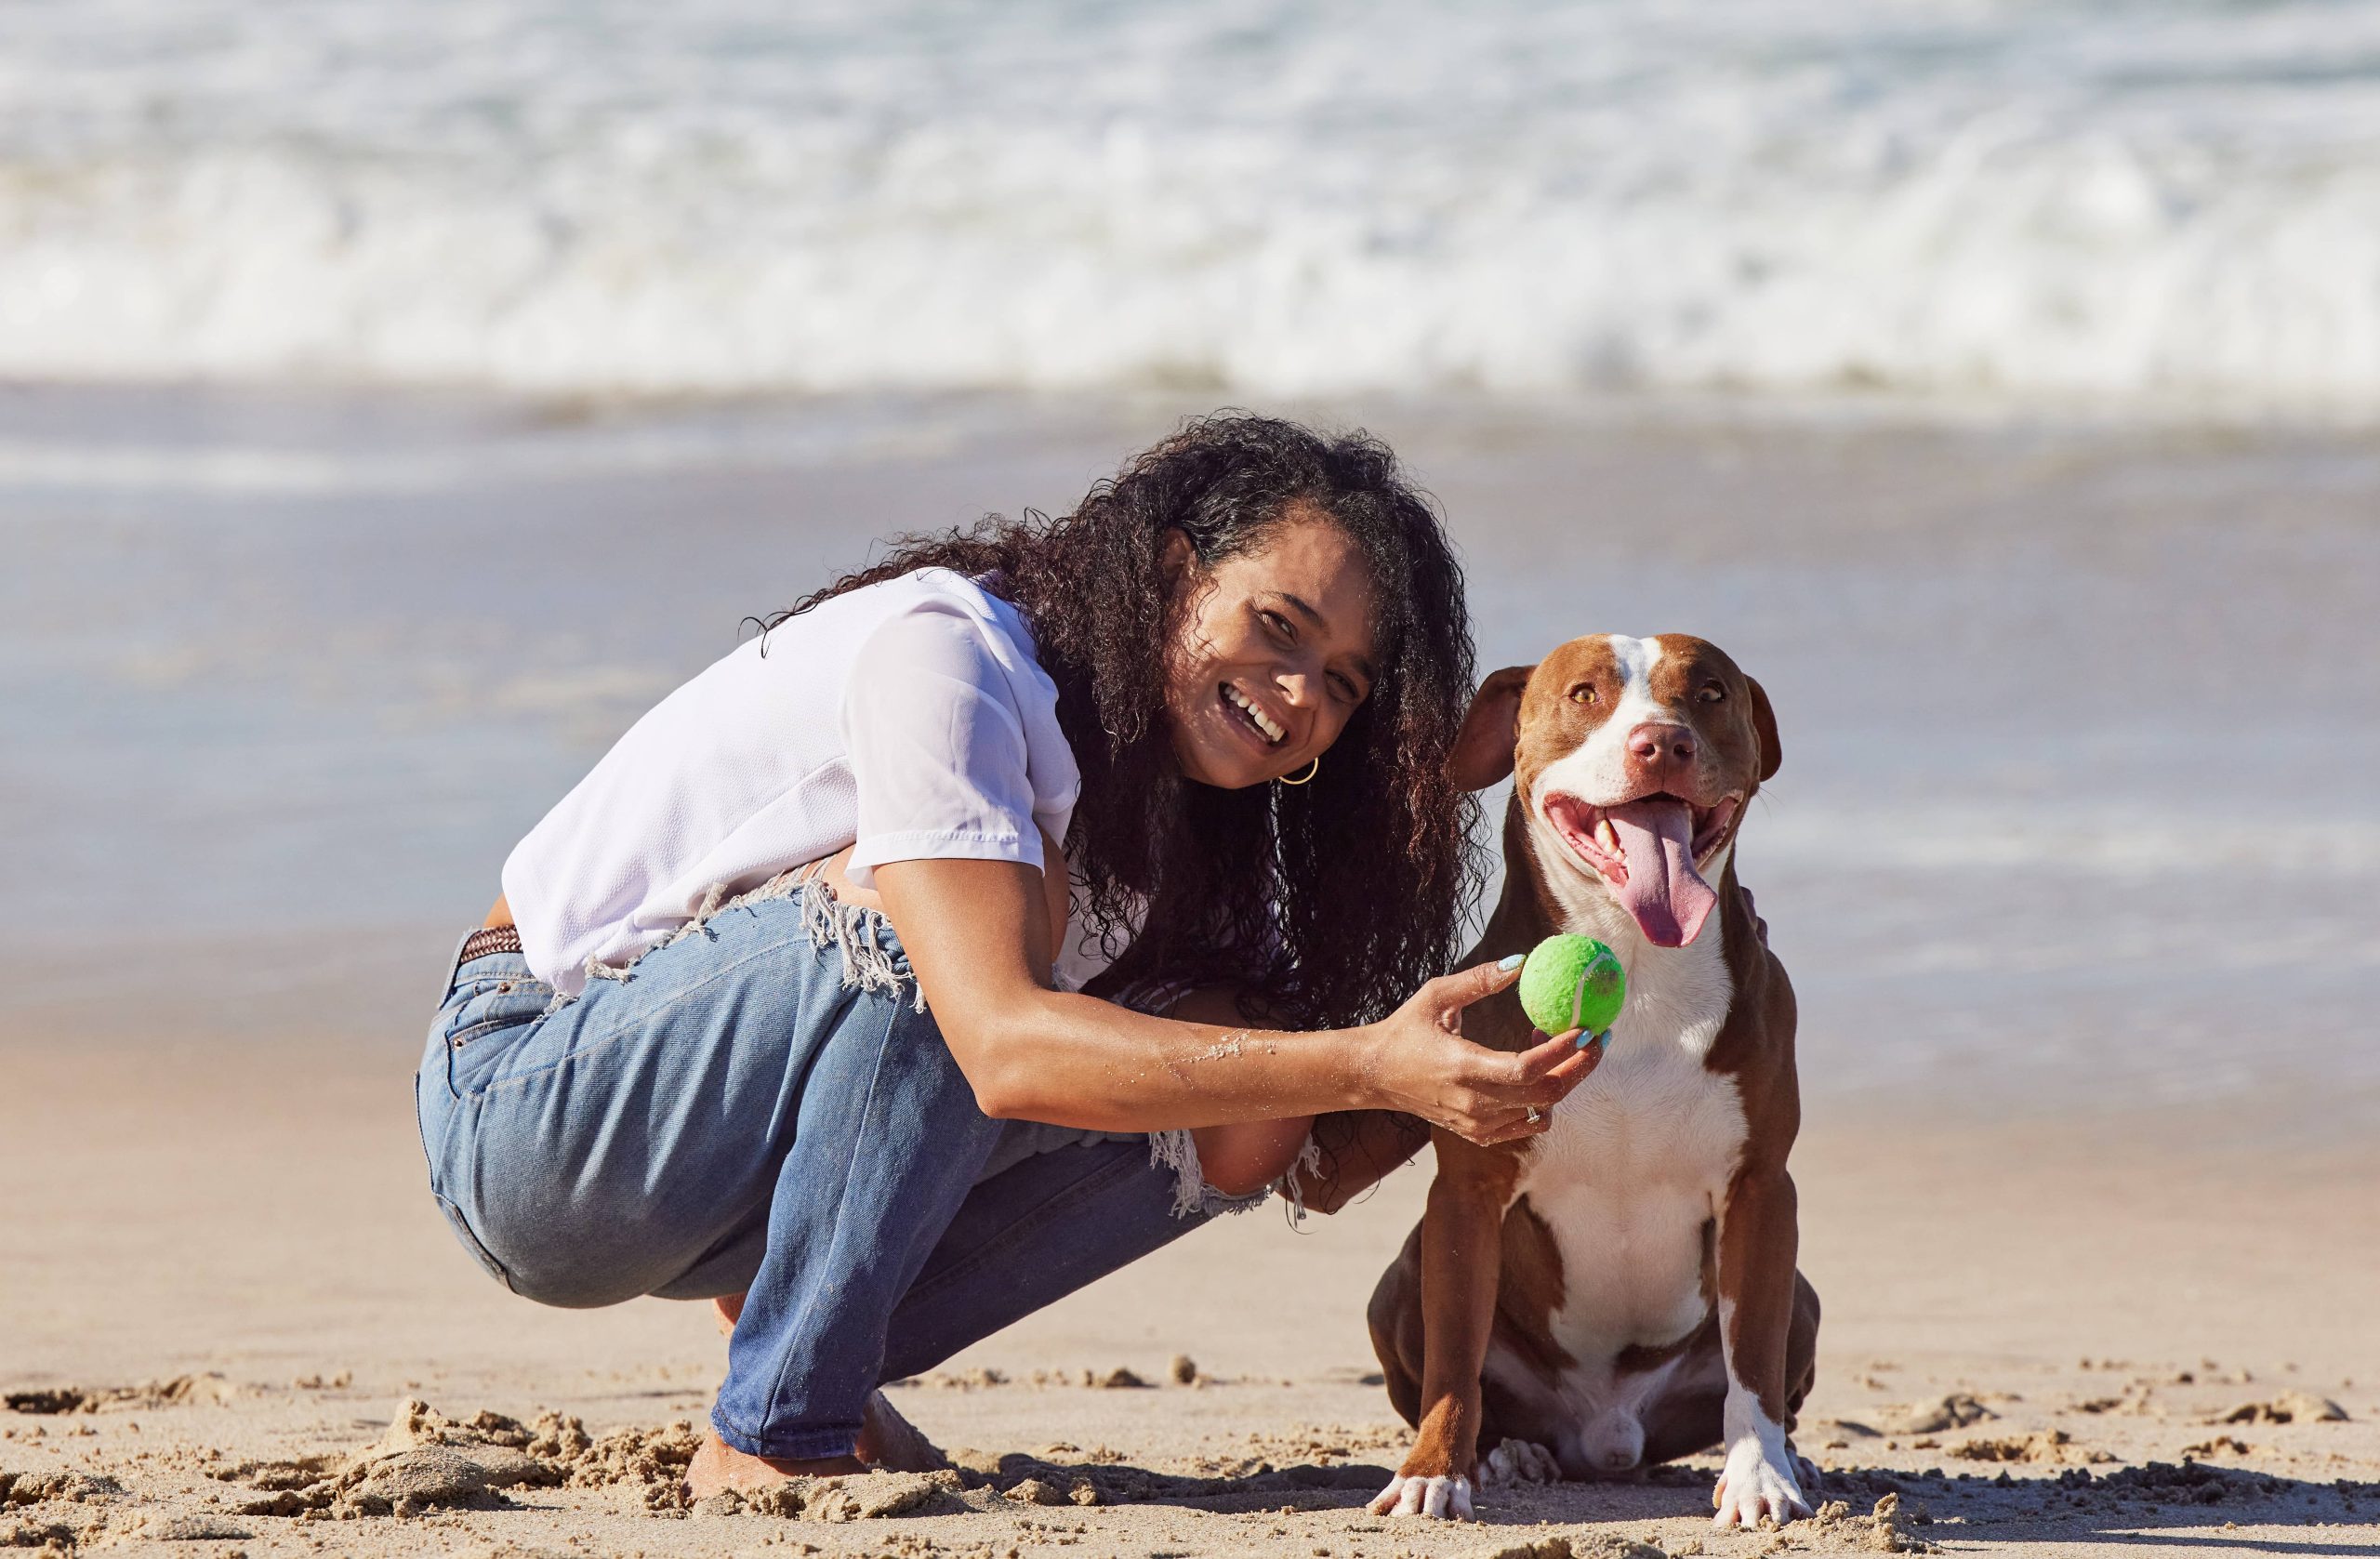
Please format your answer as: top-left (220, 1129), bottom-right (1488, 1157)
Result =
top-left (1604, 799), bottom-right (1718, 947)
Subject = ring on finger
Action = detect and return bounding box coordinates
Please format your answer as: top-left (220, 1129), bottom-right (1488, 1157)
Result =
top-left (1525, 1105), bottom-right (1542, 1125)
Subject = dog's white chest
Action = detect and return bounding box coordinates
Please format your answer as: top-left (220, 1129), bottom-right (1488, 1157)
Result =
top-left (1512, 945), bottom-right (1746, 1374)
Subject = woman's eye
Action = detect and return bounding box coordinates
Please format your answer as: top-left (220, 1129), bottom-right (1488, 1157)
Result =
top-left (1570, 686), bottom-right (1596, 705)
top-left (1329, 673), bottom-right (1361, 703)
top-left (1699, 681), bottom-right (1726, 703)
top-left (1261, 610), bottom-right (1295, 642)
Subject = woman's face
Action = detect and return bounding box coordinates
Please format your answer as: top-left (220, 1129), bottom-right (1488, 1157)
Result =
top-left (1161, 513), bottom-right (1381, 790)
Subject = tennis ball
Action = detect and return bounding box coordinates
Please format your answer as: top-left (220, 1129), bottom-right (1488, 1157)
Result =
top-left (1516, 933), bottom-right (1626, 1039)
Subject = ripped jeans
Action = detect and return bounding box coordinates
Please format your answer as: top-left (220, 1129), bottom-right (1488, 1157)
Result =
top-left (414, 879), bottom-right (1256, 1460)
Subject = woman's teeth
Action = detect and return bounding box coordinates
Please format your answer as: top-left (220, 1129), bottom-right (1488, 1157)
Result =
top-left (1223, 684), bottom-right (1285, 745)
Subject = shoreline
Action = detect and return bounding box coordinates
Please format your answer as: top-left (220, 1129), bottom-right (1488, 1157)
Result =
top-left (4, 378), bottom-right (2377, 473)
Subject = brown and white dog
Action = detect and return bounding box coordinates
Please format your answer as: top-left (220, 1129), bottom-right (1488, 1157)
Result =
top-left (1367, 634), bottom-right (1819, 1529)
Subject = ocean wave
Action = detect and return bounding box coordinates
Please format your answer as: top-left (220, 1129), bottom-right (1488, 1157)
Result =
top-left (6, 0), bottom-right (2380, 409)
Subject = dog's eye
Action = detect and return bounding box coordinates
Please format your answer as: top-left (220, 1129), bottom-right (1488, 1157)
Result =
top-left (1570, 685), bottom-right (1596, 705)
top-left (1699, 681), bottom-right (1726, 703)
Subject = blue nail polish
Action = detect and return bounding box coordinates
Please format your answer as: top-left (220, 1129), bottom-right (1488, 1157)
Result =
top-left (1497, 953), bottom-right (1526, 971)
top-left (1578, 1029), bottom-right (1610, 1050)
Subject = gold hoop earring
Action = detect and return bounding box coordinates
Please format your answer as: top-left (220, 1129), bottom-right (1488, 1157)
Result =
top-left (1278, 755), bottom-right (1320, 786)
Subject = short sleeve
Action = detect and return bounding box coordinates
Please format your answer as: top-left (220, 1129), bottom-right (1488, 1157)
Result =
top-left (842, 601), bottom-right (1048, 888)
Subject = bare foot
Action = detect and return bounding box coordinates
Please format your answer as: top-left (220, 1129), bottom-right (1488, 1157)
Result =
top-left (683, 1431), bottom-right (862, 1499)
top-left (691, 1292), bottom-right (946, 1493)
top-left (859, 1390), bottom-right (949, 1473)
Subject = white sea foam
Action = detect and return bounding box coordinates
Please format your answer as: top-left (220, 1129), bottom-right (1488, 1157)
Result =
top-left (7, 1), bottom-right (2380, 410)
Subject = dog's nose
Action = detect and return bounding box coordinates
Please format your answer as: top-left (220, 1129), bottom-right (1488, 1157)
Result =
top-left (1627, 722), bottom-right (1698, 767)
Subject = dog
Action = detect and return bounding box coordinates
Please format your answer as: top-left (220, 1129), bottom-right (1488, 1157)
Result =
top-left (1367, 634), bottom-right (1819, 1529)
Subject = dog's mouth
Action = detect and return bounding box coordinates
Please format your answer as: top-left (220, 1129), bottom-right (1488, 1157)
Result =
top-left (1540, 791), bottom-right (1741, 947)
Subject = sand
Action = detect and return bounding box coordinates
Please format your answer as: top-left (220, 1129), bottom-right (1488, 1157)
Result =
top-left (6, 1031), bottom-right (2379, 1559)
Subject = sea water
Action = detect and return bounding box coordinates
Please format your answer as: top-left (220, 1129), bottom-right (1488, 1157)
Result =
top-left (5, 0), bottom-right (2380, 410)
top-left (2, 389), bottom-right (2374, 1132)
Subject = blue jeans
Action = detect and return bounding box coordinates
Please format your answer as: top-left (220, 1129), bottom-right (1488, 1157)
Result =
top-left (415, 880), bottom-right (1234, 1460)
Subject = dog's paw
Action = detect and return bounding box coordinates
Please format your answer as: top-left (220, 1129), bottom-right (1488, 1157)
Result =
top-left (1712, 1435), bottom-right (1811, 1529)
top-left (1474, 1438), bottom-right (1560, 1487)
top-left (1368, 1471), bottom-right (1474, 1519)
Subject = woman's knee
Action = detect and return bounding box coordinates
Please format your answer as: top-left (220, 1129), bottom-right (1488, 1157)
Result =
top-left (1162, 984), bottom-right (1274, 1027)
top-left (1150, 986), bottom-right (1310, 1199)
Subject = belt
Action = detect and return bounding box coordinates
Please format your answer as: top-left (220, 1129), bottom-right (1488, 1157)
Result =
top-left (458, 924), bottom-right (524, 962)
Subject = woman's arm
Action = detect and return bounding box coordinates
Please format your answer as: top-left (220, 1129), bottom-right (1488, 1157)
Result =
top-left (874, 855), bottom-right (1593, 1146)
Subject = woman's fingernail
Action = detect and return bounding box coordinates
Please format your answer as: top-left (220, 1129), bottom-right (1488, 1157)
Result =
top-left (1497, 954), bottom-right (1526, 971)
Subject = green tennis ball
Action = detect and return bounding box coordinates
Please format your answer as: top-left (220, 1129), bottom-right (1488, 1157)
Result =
top-left (1516, 933), bottom-right (1627, 1039)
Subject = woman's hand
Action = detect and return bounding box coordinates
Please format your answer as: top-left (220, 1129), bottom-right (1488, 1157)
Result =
top-left (1357, 960), bottom-right (1601, 1146)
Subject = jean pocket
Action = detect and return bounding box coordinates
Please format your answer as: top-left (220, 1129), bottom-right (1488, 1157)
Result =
top-left (435, 1194), bottom-right (516, 1293)
top-left (443, 979), bottom-right (545, 1041)
top-left (445, 1012), bottom-right (525, 1050)
top-left (438, 984), bottom-right (549, 1100)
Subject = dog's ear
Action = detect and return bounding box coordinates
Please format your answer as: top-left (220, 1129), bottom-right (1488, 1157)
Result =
top-left (1448, 665), bottom-right (1534, 791)
top-left (1746, 675), bottom-right (1781, 783)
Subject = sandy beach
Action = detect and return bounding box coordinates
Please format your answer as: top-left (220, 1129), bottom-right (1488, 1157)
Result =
top-left (7, 1031), bottom-right (2379, 1558)
top-left (7, 388), bottom-right (2377, 1555)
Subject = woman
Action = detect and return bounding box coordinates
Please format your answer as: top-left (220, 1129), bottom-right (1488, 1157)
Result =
top-left (415, 414), bottom-right (1593, 1496)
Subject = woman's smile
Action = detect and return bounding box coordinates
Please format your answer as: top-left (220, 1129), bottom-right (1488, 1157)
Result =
top-left (1221, 681), bottom-right (1288, 747)
top-left (1164, 511), bottom-right (1380, 789)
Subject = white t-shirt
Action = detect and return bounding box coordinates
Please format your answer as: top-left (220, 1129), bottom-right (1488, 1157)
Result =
top-left (503, 568), bottom-right (1096, 997)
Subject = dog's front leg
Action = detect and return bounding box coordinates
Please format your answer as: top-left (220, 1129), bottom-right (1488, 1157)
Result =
top-left (1710, 1165), bottom-right (1813, 1528)
top-left (1369, 1144), bottom-right (1512, 1520)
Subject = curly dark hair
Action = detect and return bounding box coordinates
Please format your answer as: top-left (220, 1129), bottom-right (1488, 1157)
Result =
top-left (760, 412), bottom-right (1481, 1050)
